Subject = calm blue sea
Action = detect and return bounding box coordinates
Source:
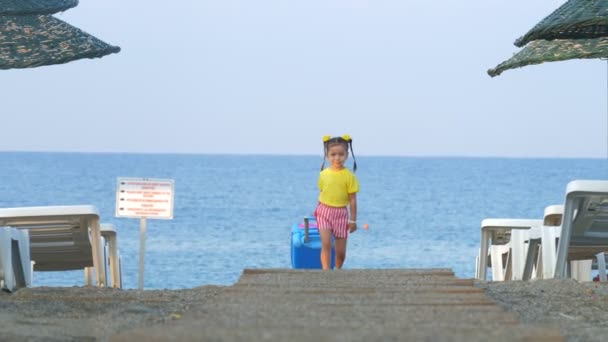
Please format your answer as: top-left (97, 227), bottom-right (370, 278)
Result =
top-left (0, 152), bottom-right (606, 289)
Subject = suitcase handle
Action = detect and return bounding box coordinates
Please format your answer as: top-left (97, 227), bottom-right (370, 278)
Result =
top-left (303, 217), bottom-right (310, 243)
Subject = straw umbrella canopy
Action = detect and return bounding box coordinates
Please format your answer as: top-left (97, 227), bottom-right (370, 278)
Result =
top-left (0, 0), bottom-right (78, 15)
top-left (0, 14), bottom-right (120, 69)
top-left (515, 0), bottom-right (608, 47)
top-left (488, 36), bottom-right (608, 77)
top-left (489, 0), bottom-right (608, 76)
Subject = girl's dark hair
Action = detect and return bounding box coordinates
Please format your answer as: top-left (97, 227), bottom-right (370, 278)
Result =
top-left (320, 136), bottom-right (357, 172)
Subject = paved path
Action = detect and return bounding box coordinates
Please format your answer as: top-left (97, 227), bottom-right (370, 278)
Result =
top-left (113, 269), bottom-right (564, 341)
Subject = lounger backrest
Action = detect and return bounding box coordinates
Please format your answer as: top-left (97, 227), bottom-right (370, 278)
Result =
top-left (543, 205), bottom-right (563, 226)
top-left (554, 180), bottom-right (608, 278)
top-left (0, 205), bottom-right (99, 271)
top-left (564, 181), bottom-right (608, 244)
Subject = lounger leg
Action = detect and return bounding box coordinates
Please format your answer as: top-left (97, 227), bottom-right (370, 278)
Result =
top-left (0, 228), bottom-right (15, 291)
top-left (597, 252), bottom-right (607, 282)
top-left (490, 245), bottom-right (505, 281)
top-left (522, 239), bottom-right (540, 281)
top-left (571, 260), bottom-right (592, 282)
top-left (84, 267), bottom-right (92, 286)
top-left (535, 246), bottom-right (543, 279)
top-left (101, 237), bottom-right (108, 287)
top-left (107, 235), bottom-right (120, 289)
top-left (118, 254), bottom-right (123, 289)
top-left (541, 226), bottom-right (558, 279)
top-left (30, 261), bottom-right (35, 287)
top-left (555, 200), bottom-right (578, 278)
top-left (504, 250), bottom-right (512, 281)
top-left (18, 230), bottom-right (31, 287)
top-left (88, 219), bottom-right (106, 287)
top-left (477, 230), bottom-right (490, 280)
top-left (510, 230), bottom-right (526, 280)
top-left (475, 254), bottom-right (479, 280)
top-left (11, 240), bottom-right (26, 288)
top-left (580, 260), bottom-right (592, 281)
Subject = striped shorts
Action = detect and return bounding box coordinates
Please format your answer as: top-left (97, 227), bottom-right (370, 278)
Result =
top-left (314, 202), bottom-right (349, 239)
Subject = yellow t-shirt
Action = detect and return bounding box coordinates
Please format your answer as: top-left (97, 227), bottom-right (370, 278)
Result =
top-left (318, 168), bottom-right (359, 207)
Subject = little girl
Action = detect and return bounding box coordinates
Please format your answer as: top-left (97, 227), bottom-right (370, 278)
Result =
top-left (315, 135), bottom-right (359, 270)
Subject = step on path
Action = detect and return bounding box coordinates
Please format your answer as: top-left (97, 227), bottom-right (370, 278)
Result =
top-left (112, 269), bottom-right (564, 341)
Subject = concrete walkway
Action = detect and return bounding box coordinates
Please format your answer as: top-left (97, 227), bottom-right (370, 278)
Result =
top-left (113, 269), bottom-right (564, 341)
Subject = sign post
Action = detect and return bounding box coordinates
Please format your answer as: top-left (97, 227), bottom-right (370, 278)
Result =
top-left (139, 217), bottom-right (147, 290)
top-left (115, 177), bottom-right (174, 289)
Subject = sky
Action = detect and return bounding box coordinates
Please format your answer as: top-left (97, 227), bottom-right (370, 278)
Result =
top-left (2, 0), bottom-right (606, 158)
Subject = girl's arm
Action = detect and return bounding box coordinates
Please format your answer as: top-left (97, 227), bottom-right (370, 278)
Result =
top-left (348, 193), bottom-right (357, 232)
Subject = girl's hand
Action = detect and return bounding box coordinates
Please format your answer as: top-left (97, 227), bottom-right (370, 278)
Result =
top-left (348, 222), bottom-right (357, 233)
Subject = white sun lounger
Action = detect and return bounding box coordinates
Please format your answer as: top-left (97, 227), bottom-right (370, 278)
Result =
top-left (525, 202), bottom-right (605, 281)
top-left (82, 224), bottom-right (122, 289)
top-left (101, 224), bottom-right (122, 289)
top-left (0, 227), bottom-right (31, 292)
top-left (0, 205), bottom-right (107, 287)
top-left (476, 219), bottom-right (543, 281)
top-left (519, 205), bottom-right (563, 280)
top-left (554, 180), bottom-right (608, 279)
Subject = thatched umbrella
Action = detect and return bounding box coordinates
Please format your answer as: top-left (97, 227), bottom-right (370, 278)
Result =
top-left (0, 0), bottom-right (120, 69)
top-left (489, 0), bottom-right (608, 76)
top-left (488, 36), bottom-right (608, 77)
top-left (515, 0), bottom-right (608, 47)
top-left (0, 0), bottom-right (78, 15)
top-left (0, 15), bottom-right (120, 69)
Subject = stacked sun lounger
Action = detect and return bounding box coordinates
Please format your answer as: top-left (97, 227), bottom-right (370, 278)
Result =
top-left (477, 180), bottom-right (608, 282)
top-left (0, 205), bottom-right (122, 289)
top-left (476, 219), bottom-right (542, 281)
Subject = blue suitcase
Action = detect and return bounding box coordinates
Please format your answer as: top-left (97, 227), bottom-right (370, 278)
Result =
top-left (291, 216), bottom-right (335, 269)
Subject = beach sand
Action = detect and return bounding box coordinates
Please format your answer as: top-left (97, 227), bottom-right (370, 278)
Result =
top-left (478, 278), bottom-right (608, 342)
top-left (0, 285), bottom-right (223, 341)
top-left (1, 276), bottom-right (608, 341)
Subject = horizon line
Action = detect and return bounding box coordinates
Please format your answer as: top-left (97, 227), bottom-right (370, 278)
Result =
top-left (0, 149), bottom-right (605, 160)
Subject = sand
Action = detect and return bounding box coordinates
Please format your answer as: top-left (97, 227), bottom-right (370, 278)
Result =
top-left (1, 276), bottom-right (608, 341)
top-left (0, 285), bottom-right (223, 341)
top-left (478, 278), bottom-right (608, 342)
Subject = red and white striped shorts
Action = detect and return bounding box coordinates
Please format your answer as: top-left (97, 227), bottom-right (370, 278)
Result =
top-left (314, 202), bottom-right (349, 239)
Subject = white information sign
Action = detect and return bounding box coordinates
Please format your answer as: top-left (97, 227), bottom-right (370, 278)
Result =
top-left (115, 177), bottom-right (175, 219)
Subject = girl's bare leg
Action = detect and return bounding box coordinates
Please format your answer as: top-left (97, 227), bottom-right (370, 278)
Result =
top-left (334, 238), bottom-right (347, 269)
top-left (319, 229), bottom-right (333, 270)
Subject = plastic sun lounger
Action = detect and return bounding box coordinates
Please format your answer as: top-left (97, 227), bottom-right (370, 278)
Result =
top-left (83, 224), bottom-right (122, 289)
top-left (84, 223), bottom-right (122, 289)
top-left (554, 180), bottom-right (608, 280)
top-left (525, 203), bottom-right (606, 282)
top-left (0, 205), bottom-right (107, 287)
top-left (0, 227), bottom-right (31, 292)
top-left (543, 203), bottom-right (607, 282)
top-left (520, 205), bottom-right (563, 280)
top-left (101, 224), bottom-right (122, 289)
top-left (476, 219), bottom-right (543, 281)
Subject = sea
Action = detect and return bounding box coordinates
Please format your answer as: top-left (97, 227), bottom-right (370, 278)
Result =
top-left (0, 152), bottom-right (606, 289)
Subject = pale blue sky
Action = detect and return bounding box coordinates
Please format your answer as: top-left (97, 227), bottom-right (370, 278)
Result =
top-left (2, 0), bottom-right (605, 158)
